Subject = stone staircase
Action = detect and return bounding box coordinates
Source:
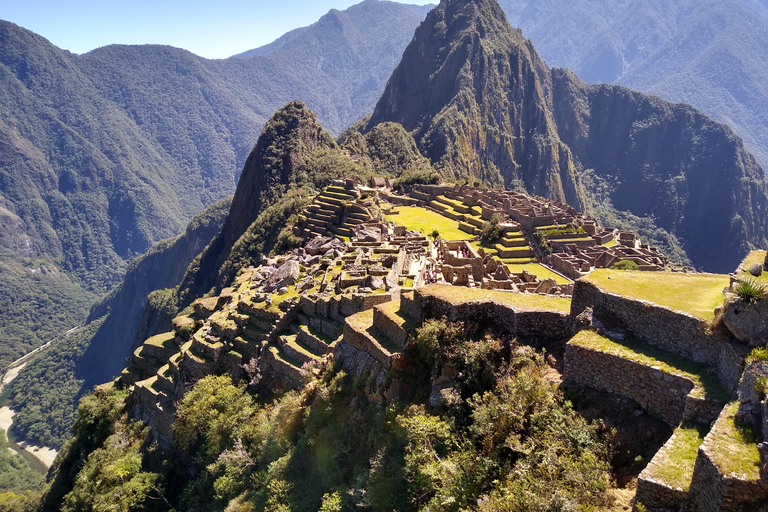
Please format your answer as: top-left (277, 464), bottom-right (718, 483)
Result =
top-left (296, 185), bottom-right (373, 240)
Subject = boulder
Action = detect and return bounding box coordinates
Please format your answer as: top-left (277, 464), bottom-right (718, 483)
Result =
top-left (764, 251), bottom-right (768, 271)
top-left (357, 226), bottom-right (382, 243)
top-left (736, 362), bottom-right (768, 428)
top-left (305, 236), bottom-right (333, 255)
top-left (365, 275), bottom-right (385, 290)
top-left (750, 263), bottom-right (763, 277)
top-left (265, 260), bottom-right (300, 292)
top-left (723, 296), bottom-right (768, 346)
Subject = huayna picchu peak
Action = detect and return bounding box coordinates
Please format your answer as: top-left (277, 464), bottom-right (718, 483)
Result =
top-left (5, 0), bottom-right (768, 510)
top-left (365, 0), bottom-right (768, 273)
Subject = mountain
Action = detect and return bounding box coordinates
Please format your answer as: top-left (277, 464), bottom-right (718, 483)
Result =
top-left (496, 0), bottom-right (768, 171)
top-left (364, 0), bottom-right (768, 272)
top-left (367, 0), bottom-right (584, 208)
top-left (0, 1), bottom-right (431, 376)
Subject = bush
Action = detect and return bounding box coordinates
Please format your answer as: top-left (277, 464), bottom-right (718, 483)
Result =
top-left (734, 278), bottom-right (767, 303)
top-left (611, 260), bottom-right (640, 271)
top-left (481, 214), bottom-right (503, 246)
top-left (746, 346), bottom-right (768, 364)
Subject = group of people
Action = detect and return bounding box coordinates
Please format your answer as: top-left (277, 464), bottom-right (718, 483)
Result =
top-left (457, 243), bottom-right (472, 259)
top-left (422, 261), bottom-right (440, 285)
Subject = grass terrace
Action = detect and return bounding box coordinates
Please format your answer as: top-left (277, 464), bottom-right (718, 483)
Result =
top-left (707, 402), bottom-right (762, 479)
top-left (582, 269), bottom-right (729, 321)
top-left (377, 300), bottom-right (419, 331)
top-left (419, 284), bottom-right (571, 313)
top-left (384, 206), bottom-right (469, 240)
top-left (570, 330), bottom-right (728, 400)
top-left (145, 331), bottom-right (176, 350)
top-left (506, 263), bottom-right (572, 285)
top-left (602, 239), bottom-right (619, 248)
top-left (646, 424), bottom-right (708, 491)
top-left (739, 251), bottom-right (768, 284)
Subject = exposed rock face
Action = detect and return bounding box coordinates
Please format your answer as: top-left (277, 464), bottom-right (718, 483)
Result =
top-left (551, 69), bottom-right (768, 273)
top-left (723, 297), bottom-right (768, 347)
top-left (367, 0), bottom-right (584, 208)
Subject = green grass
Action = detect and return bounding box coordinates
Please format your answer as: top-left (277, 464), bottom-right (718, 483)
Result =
top-left (740, 251), bottom-right (768, 282)
top-left (583, 269), bottom-right (729, 321)
top-left (708, 402), bottom-right (762, 479)
top-left (602, 239), bottom-right (619, 248)
top-left (569, 330), bottom-right (728, 400)
top-left (377, 300), bottom-right (419, 331)
top-left (420, 284), bottom-right (571, 313)
top-left (144, 331), bottom-right (176, 349)
top-left (384, 206), bottom-right (470, 240)
top-left (506, 263), bottom-right (572, 285)
top-left (649, 424), bottom-right (708, 490)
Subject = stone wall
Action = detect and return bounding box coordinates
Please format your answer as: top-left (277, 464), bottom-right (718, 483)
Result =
top-left (563, 342), bottom-right (720, 426)
top-left (373, 307), bottom-right (408, 350)
top-left (571, 281), bottom-right (721, 365)
top-left (413, 290), bottom-right (573, 341)
top-left (636, 429), bottom-right (689, 509)
top-left (690, 403), bottom-right (768, 511)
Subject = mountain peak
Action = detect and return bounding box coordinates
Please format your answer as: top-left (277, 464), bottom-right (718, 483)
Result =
top-left (368, 0), bottom-right (582, 207)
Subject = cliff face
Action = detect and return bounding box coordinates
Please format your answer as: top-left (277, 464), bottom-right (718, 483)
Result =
top-left (368, 0), bottom-right (585, 208)
top-left (551, 68), bottom-right (768, 272)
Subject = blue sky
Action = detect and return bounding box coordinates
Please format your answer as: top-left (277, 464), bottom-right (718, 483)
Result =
top-left (0, 0), bottom-right (434, 59)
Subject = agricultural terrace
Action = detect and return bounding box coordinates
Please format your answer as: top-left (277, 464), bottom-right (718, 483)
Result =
top-left (583, 270), bottom-right (729, 321)
top-left (570, 330), bottom-right (727, 400)
top-left (505, 262), bottom-right (572, 285)
top-left (384, 206), bottom-right (470, 240)
top-left (420, 283), bottom-right (571, 313)
top-left (740, 250), bottom-right (768, 284)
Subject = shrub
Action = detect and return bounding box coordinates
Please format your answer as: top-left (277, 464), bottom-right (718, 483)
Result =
top-left (611, 260), bottom-right (640, 271)
top-left (481, 214), bottom-right (503, 246)
top-left (746, 346), bottom-right (768, 364)
top-left (430, 229), bottom-right (439, 240)
top-left (734, 278), bottom-right (767, 303)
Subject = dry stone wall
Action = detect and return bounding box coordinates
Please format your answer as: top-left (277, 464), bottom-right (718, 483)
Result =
top-left (563, 342), bottom-right (721, 426)
top-left (571, 281), bottom-right (721, 365)
top-left (413, 291), bottom-right (573, 341)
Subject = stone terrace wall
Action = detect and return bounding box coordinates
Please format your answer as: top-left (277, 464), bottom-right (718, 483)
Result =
top-left (690, 403), bottom-right (768, 512)
top-left (413, 291), bottom-right (573, 341)
top-left (636, 430), bottom-right (690, 509)
top-left (571, 281), bottom-right (721, 365)
top-left (563, 342), bottom-right (721, 426)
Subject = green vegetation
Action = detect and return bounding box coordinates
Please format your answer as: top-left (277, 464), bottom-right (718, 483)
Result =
top-left (708, 402), bottom-right (762, 479)
top-left (9, 320), bottom-right (104, 449)
top-left (734, 278), bottom-right (767, 303)
top-left (383, 207), bottom-right (469, 240)
top-left (740, 251), bottom-right (768, 283)
top-left (584, 269), bottom-right (729, 321)
top-left (569, 330), bottom-right (728, 400)
top-left (0, 258), bottom-right (93, 372)
top-left (746, 347), bottom-right (768, 364)
top-left (611, 259), bottom-right (640, 271)
top-left (504, 262), bottom-right (572, 285)
top-left (420, 283), bottom-right (572, 313)
top-left (38, 320), bottom-right (613, 512)
top-left (480, 214), bottom-right (503, 245)
top-left (648, 424), bottom-right (708, 491)
top-left (0, 427), bottom-right (43, 494)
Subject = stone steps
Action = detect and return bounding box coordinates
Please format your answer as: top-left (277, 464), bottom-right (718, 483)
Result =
top-left (277, 334), bottom-right (321, 366)
top-left (500, 236), bottom-right (529, 248)
top-left (265, 345), bottom-right (304, 385)
top-left (343, 309), bottom-right (402, 366)
top-left (371, 300), bottom-right (418, 350)
top-left (290, 322), bottom-right (336, 354)
top-left (317, 194), bottom-right (346, 208)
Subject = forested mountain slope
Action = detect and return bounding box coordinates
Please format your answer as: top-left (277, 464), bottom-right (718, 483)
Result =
top-left (497, 0), bottom-right (768, 171)
top-left (0, 1), bottom-right (430, 375)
